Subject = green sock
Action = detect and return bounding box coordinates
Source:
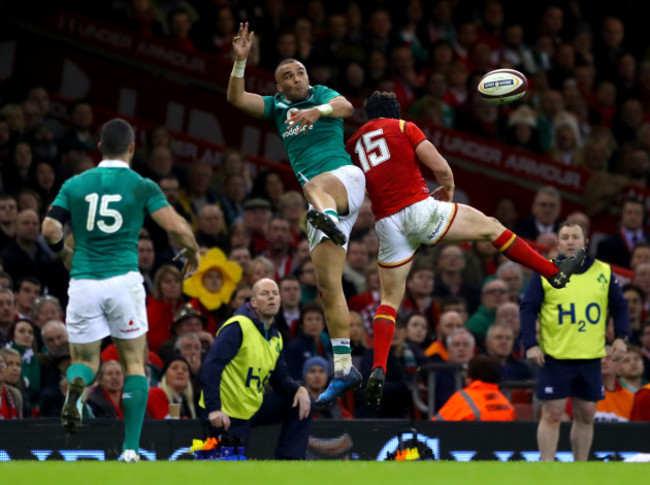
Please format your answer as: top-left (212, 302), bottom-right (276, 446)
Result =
top-left (324, 208), bottom-right (340, 223)
top-left (122, 375), bottom-right (149, 452)
top-left (66, 363), bottom-right (95, 386)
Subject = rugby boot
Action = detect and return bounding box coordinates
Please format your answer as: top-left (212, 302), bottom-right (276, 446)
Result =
top-left (121, 450), bottom-right (141, 463)
top-left (364, 366), bottom-right (386, 406)
top-left (307, 209), bottom-right (347, 246)
top-left (316, 366), bottom-right (362, 406)
top-left (61, 376), bottom-right (85, 434)
top-left (548, 248), bottom-right (586, 289)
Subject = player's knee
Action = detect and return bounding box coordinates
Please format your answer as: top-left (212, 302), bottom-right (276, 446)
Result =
top-left (302, 180), bottom-right (321, 200)
top-left (542, 407), bottom-right (563, 424)
top-left (481, 217), bottom-right (503, 241)
top-left (573, 412), bottom-right (595, 425)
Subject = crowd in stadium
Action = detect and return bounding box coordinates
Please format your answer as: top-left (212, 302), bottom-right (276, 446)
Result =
top-left (1, 0), bottom-right (650, 423)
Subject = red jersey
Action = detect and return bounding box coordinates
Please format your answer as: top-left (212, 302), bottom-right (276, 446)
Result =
top-left (346, 118), bottom-right (430, 220)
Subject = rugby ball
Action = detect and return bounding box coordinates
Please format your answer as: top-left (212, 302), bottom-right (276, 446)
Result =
top-left (477, 69), bottom-right (528, 105)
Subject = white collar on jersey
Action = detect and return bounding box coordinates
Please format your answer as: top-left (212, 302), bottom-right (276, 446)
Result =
top-left (280, 87), bottom-right (314, 106)
top-left (99, 160), bottom-right (130, 168)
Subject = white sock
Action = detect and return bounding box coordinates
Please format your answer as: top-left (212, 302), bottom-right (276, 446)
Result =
top-left (331, 338), bottom-right (352, 377)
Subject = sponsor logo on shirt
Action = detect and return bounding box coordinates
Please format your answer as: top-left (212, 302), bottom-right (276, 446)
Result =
top-left (544, 386), bottom-right (554, 394)
top-left (281, 107), bottom-right (314, 138)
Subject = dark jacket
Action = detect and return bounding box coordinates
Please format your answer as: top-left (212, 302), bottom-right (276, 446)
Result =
top-left (596, 231), bottom-right (650, 269)
top-left (284, 332), bottom-right (331, 381)
top-left (514, 215), bottom-right (561, 241)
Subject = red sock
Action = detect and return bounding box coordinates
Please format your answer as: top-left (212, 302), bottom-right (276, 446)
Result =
top-left (493, 229), bottom-right (558, 279)
top-left (373, 305), bottom-right (397, 372)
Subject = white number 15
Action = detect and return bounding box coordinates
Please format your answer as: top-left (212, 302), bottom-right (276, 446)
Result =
top-left (354, 129), bottom-right (391, 172)
top-left (85, 193), bottom-right (123, 233)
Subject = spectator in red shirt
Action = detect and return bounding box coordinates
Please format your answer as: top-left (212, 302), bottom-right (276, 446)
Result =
top-left (630, 383), bottom-right (650, 420)
top-left (146, 264), bottom-right (185, 353)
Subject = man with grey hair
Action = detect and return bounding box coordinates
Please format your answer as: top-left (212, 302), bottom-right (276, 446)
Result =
top-left (485, 322), bottom-right (532, 380)
top-left (0, 351), bottom-right (23, 418)
top-left (515, 185), bottom-right (562, 240)
top-left (497, 261), bottom-right (525, 303)
top-left (435, 328), bottom-right (476, 411)
top-left (41, 320), bottom-right (69, 358)
top-left (174, 332), bottom-right (202, 392)
top-left (495, 301), bottom-right (524, 358)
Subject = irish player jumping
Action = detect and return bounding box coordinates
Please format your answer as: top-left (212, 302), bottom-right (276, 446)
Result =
top-left (345, 91), bottom-right (586, 405)
top-left (227, 23), bottom-right (366, 404)
top-left (42, 119), bottom-right (200, 461)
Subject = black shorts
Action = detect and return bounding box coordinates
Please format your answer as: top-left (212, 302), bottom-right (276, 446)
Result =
top-left (536, 355), bottom-right (604, 402)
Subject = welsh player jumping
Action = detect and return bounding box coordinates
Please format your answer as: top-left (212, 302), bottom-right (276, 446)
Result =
top-left (345, 91), bottom-right (586, 405)
top-left (42, 119), bottom-right (200, 461)
top-left (227, 23), bottom-right (366, 404)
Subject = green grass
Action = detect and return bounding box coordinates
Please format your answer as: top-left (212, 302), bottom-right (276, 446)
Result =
top-left (2, 461), bottom-right (648, 485)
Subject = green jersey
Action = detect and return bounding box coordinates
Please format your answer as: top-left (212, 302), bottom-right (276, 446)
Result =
top-left (262, 85), bottom-right (352, 185)
top-left (51, 160), bottom-right (169, 280)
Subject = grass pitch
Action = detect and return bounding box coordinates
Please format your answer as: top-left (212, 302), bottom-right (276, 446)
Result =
top-left (2, 461), bottom-right (648, 485)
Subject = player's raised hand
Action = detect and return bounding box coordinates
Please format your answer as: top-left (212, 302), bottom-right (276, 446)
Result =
top-left (232, 22), bottom-right (254, 60)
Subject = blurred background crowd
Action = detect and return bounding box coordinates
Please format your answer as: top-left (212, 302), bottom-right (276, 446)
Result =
top-left (0, 0), bottom-right (649, 422)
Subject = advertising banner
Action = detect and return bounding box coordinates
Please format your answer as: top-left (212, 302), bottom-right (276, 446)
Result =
top-left (1, 419), bottom-right (648, 462)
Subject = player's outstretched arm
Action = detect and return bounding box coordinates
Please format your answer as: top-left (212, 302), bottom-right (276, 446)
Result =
top-left (326, 96), bottom-right (354, 118)
top-left (151, 206), bottom-right (200, 277)
top-left (226, 22), bottom-right (265, 119)
top-left (415, 140), bottom-right (455, 201)
top-left (42, 217), bottom-right (74, 271)
top-left (285, 95), bottom-right (354, 133)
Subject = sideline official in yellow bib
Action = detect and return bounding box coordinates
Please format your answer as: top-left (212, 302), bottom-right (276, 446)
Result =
top-left (520, 222), bottom-right (629, 462)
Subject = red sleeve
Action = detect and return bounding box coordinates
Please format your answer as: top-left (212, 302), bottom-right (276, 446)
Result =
top-left (630, 389), bottom-right (650, 421)
top-left (148, 351), bottom-right (163, 368)
top-left (404, 121), bottom-right (427, 148)
top-left (147, 387), bottom-right (170, 419)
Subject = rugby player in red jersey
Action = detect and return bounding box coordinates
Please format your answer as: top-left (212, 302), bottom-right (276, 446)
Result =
top-left (346, 91), bottom-right (586, 405)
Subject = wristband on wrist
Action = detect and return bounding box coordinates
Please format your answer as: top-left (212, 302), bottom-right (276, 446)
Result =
top-left (231, 59), bottom-right (247, 78)
top-left (47, 239), bottom-right (64, 253)
top-left (444, 184), bottom-right (455, 190)
top-left (316, 104), bottom-right (333, 116)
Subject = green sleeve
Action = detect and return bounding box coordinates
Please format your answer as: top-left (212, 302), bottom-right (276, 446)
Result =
top-left (142, 178), bottom-right (169, 215)
top-left (315, 85), bottom-right (342, 104)
top-left (262, 95), bottom-right (275, 121)
top-left (51, 179), bottom-right (71, 211)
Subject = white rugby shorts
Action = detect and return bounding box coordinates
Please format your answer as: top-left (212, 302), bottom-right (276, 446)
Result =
top-left (66, 271), bottom-right (148, 344)
top-left (307, 165), bottom-right (366, 252)
top-left (375, 198), bottom-right (457, 267)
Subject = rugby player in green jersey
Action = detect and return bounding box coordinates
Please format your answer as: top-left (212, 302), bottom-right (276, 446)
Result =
top-left (227, 23), bottom-right (365, 404)
top-left (42, 119), bottom-right (200, 461)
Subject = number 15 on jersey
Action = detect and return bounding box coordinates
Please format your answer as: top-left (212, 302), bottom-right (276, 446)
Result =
top-left (354, 129), bottom-right (391, 172)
